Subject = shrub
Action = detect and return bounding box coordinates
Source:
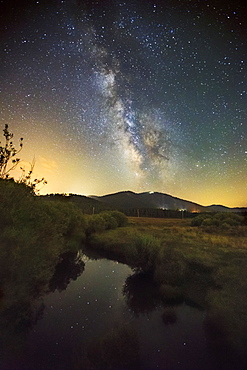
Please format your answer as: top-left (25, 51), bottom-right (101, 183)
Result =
top-left (86, 214), bottom-right (107, 236)
top-left (191, 212), bottom-right (244, 229)
top-left (202, 218), bottom-right (214, 227)
top-left (221, 222), bottom-right (231, 230)
top-left (0, 178), bottom-right (33, 225)
top-left (86, 211), bottom-right (128, 237)
top-left (0, 180), bottom-right (87, 252)
top-left (223, 214), bottom-right (243, 226)
top-left (100, 211), bottom-right (118, 230)
top-left (191, 214), bottom-right (208, 226)
top-left (110, 210), bottom-right (128, 227)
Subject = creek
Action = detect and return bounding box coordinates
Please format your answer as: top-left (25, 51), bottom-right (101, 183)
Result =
top-left (0, 249), bottom-right (243, 370)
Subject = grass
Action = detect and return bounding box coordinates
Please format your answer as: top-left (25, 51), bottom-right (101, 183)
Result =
top-left (87, 216), bottom-right (247, 359)
top-left (89, 216), bottom-right (247, 271)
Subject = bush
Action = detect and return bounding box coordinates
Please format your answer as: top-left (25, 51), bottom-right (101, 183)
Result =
top-left (86, 214), bottom-right (107, 236)
top-left (86, 211), bottom-right (128, 237)
top-left (191, 214), bottom-right (208, 226)
top-left (0, 179), bottom-right (87, 252)
top-left (221, 222), bottom-right (231, 230)
top-left (110, 210), bottom-right (128, 227)
top-left (202, 218), bottom-right (214, 227)
top-left (100, 211), bottom-right (118, 230)
top-left (191, 212), bottom-right (244, 229)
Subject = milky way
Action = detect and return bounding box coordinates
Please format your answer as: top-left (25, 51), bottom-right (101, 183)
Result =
top-left (0, 0), bottom-right (246, 206)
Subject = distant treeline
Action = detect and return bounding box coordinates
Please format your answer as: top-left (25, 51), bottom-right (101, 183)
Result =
top-left (42, 193), bottom-right (112, 214)
top-left (42, 194), bottom-right (247, 220)
top-left (121, 208), bottom-right (247, 220)
top-left (44, 195), bottom-right (198, 218)
top-left (119, 208), bottom-right (198, 218)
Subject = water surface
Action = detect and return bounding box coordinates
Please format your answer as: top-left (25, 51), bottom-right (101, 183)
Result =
top-left (0, 250), bottom-right (245, 369)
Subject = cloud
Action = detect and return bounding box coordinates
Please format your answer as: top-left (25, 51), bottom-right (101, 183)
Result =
top-left (38, 156), bottom-right (58, 172)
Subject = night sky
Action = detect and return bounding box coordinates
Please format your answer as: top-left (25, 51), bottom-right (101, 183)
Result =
top-left (1, 0), bottom-right (246, 207)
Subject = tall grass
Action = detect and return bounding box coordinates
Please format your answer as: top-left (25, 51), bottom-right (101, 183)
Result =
top-left (87, 216), bottom-right (247, 357)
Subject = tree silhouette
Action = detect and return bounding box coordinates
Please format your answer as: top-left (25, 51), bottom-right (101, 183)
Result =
top-left (0, 124), bottom-right (47, 192)
top-left (0, 124), bottom-right (23, 178)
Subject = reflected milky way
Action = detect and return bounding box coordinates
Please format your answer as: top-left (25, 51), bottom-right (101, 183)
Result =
top-left (0, 0), bottom-right (246, 206)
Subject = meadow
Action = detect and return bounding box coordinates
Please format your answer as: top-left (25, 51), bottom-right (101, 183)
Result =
top-left (88, 215), bottom-right (247, 363)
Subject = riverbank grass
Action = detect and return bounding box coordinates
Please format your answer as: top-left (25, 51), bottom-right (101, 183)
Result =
top-left (88, 216), bottom-right (247, 358)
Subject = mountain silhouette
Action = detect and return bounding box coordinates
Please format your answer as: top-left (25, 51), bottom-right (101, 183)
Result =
top-left (90, 191), bottom-right (246, 213)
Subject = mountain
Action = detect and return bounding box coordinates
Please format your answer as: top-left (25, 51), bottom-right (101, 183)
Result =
top-left (91, 191), bottom-right (205, 212)
top-left (44, 191), bottom-right (246, 215)
top-left (207, 205), bottom-right (247, 213)
top-left (90, 191), bottom-right (247, 213)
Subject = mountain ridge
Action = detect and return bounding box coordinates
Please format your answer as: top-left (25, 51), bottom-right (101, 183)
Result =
top-left (90, 190), bottom-right (246, 213)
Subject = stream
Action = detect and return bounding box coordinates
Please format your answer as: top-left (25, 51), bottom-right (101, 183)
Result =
top-left (0, 249), bottom-right (244, 370)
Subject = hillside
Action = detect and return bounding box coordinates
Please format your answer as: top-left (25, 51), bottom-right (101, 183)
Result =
top-left (42, 193), bottom-right (111, 214)
top-left (43, 191), bottom-right (246, 215)
top-left (91, 191), bottom-right (246, 213)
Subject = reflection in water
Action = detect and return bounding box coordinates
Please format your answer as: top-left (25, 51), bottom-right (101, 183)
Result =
top-left (0, 249), bottom-right (85, 370)
top-left (203, 312), bottom-right (246, 370)
top-left (0, 244), bottom-right (246, 370)
top-left (86, 323), bottom-right (141, 370)
top-left (49, 251), bottom-right (85, 292)
top-left (123, 271), bottom-right (161, 315)
top-left (162, 307), bottom-right (177, 325)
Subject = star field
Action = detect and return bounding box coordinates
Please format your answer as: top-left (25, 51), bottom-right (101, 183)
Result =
top-left (0, 0), bottom-right (246, 206)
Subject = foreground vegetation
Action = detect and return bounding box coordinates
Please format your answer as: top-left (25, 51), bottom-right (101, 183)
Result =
top-left (0, 178), bottom-right (127, 263)
top-left (88, 215), bottom-right (247, 363)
